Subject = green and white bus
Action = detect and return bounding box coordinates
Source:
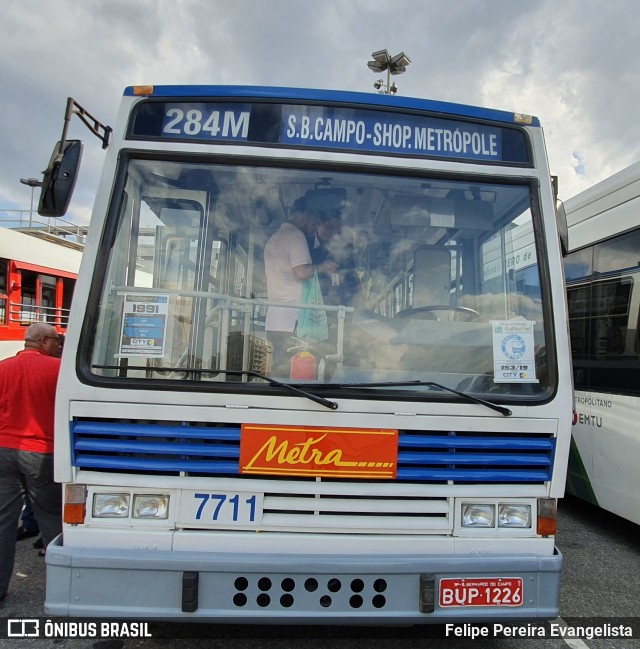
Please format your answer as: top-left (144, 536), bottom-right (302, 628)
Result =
top-left (564, 160), bottom-right (640, 525)
top-left (38, 86), bottom-right (572, 622)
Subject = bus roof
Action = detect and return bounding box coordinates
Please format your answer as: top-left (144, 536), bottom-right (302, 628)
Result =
top-left (123, 85), bottom-right (540, 128)
top-left (0, 227), bottom-right (82, 275)
top-left (565, 159), bottom-right (640, 249)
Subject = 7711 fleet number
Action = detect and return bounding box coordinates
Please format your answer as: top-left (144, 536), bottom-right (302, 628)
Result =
top-left (178, 490), bottom-right (264, 527)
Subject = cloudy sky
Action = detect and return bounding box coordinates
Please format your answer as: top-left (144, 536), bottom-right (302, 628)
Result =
top-left (1, 0), bottom-right (639, 226)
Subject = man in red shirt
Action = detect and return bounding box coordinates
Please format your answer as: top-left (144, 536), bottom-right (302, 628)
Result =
top-left (0, 322), bottom-right (63, 602)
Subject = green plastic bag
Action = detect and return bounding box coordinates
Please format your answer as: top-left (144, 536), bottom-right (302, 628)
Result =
top-left (297, 271), bottom-right (329, 342)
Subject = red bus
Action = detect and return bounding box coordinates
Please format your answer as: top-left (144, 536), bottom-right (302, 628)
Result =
top-left (0, 227), bottom-right (81, 358)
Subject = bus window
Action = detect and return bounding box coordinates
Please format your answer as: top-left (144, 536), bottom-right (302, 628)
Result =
top-left (19, 270), bottom-right (37, 324)
top-left (87, 160), bottom-right (550, 397)
top-left (40, 274), bottom-right (57, 324)
top-left (564, 247), bottom-right (592, 281)
top-left (61, 277), bottom-right (75, 326)
top-left (593, 228), bottom-right (640, 274)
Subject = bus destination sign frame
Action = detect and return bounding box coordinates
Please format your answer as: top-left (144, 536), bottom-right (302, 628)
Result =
top-left (129, 100), bottom-right (532, 164)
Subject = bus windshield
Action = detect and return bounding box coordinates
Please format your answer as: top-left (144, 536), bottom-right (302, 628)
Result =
top-left (86, 158), bottom-right (550, 398)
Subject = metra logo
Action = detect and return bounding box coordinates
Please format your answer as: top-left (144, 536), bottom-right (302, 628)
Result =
top-left (240, 424), bottom-right (398, 479)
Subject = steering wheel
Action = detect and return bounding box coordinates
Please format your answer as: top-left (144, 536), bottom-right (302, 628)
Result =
top-left (395, 305), bottom-right (481, 321)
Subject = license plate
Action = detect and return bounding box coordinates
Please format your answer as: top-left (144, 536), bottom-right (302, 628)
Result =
top-left (439, 577), bottom-right (523, 607)
top-left (178, 490), bottom-right (264, 527)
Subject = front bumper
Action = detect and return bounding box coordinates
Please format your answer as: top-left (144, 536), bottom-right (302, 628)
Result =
top-left (45, 535), bottom-right (562, 623)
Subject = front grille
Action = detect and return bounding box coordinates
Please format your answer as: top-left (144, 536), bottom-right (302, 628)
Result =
top-left (258, 489), bottom-right (450, 533)
top-left (71, 419), bottom-right (555, 484)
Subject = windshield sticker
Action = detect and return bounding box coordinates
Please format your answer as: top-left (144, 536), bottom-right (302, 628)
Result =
top-left (118, 294), bottom-right (169, 357)
top-left (492, 318), bottom-right (538, 383)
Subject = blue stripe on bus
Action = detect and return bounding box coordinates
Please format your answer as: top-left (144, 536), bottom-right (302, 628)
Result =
top-left (399, 435), bottom-right (553, 450)
top-left (123, 85), bottom-right (539, 127)
top-left (398, 452), bottom-right (551, 466)
top-left (72, 421), bottom-right (240, 440)
top-left (396, 468), bottom-right (550, 481)
top-left (74, 439), bottom-right (240, 457)
top-left (75, 456), bottom-right (239, 474)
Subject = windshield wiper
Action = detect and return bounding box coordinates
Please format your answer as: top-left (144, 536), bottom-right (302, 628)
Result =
top-left (331, 380), bottom-right (512, 416)
top-left (91, 365), bottom-right (338, 410)
top-left (219, 370), bottom-right (338, 410)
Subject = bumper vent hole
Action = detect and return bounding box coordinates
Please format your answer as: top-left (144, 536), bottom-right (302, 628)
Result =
top-left (372, 594), bottom-right (386, 608)
top-left (233, 593), bottom-right (247, 607)
top-left (256, 593), bottom-right (271, 607)
top-left (373, 579), bottom-right (388, 592)
top-left (258, 577), bottom-right (272, 591)
top-left (281, 578), bottom-right (295, 592)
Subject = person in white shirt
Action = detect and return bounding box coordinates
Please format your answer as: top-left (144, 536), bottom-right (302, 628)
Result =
top-left (264, 197), bottom-right (333, 376)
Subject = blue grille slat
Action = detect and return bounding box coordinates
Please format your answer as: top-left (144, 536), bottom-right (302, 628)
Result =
top-left (398, 451), bottom-right (550, 466)
top-left (71, 420), bottom-right (555, 483)
top-left (397, 467), bottom-right (549, 481)
top-left (72, 421), bottom-right (240, 440)
top-left (75, 456), bottom-right (238, 473)
top-left (399, 434), bottom-right (554, 450)
top-left (75, 438), bottom-right (239, 457)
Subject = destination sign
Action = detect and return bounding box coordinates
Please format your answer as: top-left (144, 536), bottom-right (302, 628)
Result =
top-left (281, 105), bottom-right (502, 161)
top-left (130, 101), bottom-right (530, 164)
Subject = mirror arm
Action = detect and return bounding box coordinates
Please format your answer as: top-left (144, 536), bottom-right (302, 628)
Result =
top-left (65, 97), bottom-right (113, 150)
top-left (46, 98), bottom-right (112, 174)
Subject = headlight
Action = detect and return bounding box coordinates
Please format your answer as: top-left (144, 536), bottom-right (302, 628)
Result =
top-left (93, 493), bottom-right (130, 518)
top-left (461, 503), bottom-right (495, 527)
top-left (498, 504), bottom-right (531, 528)
top-left (133, 494), bottom-right (169, 519)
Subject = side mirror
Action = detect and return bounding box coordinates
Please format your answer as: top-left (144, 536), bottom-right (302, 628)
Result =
top-left (555, 200), bottom-right (569, 257)
top-left (38, 139), bottom-right (83, 217)
top-left (551, 175), bottom-right (569, 257)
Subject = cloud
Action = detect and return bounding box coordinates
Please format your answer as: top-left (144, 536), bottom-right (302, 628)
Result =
top-left (1, 0), bottom-right (639, 226)
top-left (572, 152), bottom-right (586, 177)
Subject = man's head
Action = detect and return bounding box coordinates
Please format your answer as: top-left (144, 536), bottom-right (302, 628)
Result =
top-left (289, 197), bottom-right (321, 237)
top-left (24, 323), bottom-right (63, 357)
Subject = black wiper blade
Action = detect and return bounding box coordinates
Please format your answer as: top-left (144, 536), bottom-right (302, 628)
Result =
top-left (222, 370), bottom-right (338, 410)
top-left (333, 380), bottom-right (511, 416)
top-left (91, 365), bottom-right (338, 410)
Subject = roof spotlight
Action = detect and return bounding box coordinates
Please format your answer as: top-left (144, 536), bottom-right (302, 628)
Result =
top-left (367, 49), bottom-right (410, 94)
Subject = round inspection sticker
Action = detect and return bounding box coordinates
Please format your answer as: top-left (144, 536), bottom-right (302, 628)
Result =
top-left (501, 334), bottom-right (526, 360)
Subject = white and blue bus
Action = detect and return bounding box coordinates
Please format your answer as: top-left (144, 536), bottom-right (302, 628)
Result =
top-left (39, 86), bottom-right (572, 622)
top-left (564, 161), bottom-right (640, 525)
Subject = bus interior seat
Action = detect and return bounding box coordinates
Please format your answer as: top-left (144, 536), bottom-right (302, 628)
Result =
top-left (396, 247), bottom-right (451, 319)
